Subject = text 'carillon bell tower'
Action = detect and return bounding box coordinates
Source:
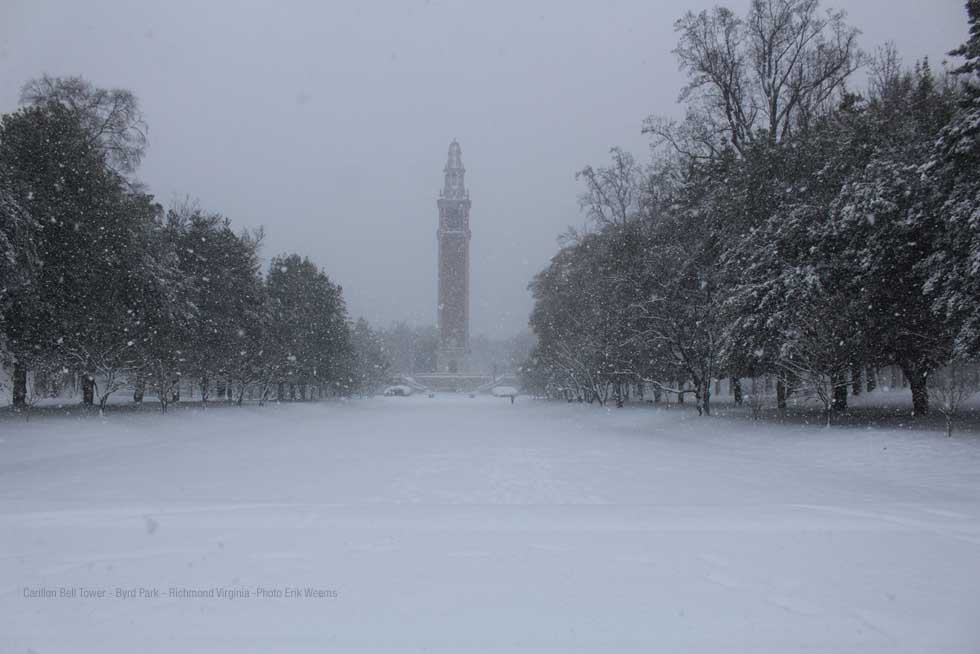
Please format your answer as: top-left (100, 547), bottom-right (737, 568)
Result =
top-left (436, 139), bottom-right (471, 374)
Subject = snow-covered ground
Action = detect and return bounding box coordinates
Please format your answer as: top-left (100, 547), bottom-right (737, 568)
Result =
top-left (1, 396), bottom-right (979, 653)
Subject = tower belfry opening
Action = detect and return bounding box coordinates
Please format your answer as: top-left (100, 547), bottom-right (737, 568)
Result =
top-left (436, 139), bottom-right (471, 373)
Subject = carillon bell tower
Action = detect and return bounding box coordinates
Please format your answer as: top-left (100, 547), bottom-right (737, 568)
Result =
top-left (436, 139), bottom-right (471, 373)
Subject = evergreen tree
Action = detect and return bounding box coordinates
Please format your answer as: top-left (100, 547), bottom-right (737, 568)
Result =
top-left (923, 1), bottom-right (980, 356)
top-left (0, 164), bottom-right (36, 405)
top-left (134, 208), bottom-right (197, 412)
top-left (166, 203), bottom-right (265, 403)
top-left (265, 254), bottom-right (353, 399)
top-left (0, 103), bottom-right (146, 407)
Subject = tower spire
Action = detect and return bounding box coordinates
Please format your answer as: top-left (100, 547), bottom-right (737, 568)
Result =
top-left (442, 139), bottom-right (467, 200)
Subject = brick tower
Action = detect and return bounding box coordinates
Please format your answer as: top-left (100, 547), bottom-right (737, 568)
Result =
top-left (436, 139), bottom-right (471, 373)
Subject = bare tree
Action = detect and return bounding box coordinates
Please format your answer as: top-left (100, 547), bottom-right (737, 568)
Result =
top-left (64, 342), bottom-right (143, 414)
top-left (21, 75), bottom-right (148, 175)
top-left (15, 360), bottom-right (66, 421)
top-left (928, 360), bottom-right (980, 438)
top-left (775, 304), bottom-right (856, 427)
top-left (869, 42), bottom-right (903, 100)
top-left (575, 147), bottom-right (643, 228)
top-left (646, 0), bottom-right (862, 156)
top-left (777, 357), bottom-right (850, 427)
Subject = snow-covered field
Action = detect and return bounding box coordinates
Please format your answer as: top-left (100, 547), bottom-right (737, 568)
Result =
top-left (1, 396), bottom-right (979, 653)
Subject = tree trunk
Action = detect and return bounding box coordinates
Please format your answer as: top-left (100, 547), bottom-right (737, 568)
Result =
top-left (133, 375), bottom-right (145, 404)
top-left (676, 381), bottom-right (685, 405)
top-left (903, 365), bottom-right (929, 416)
top-left (851, 365), bottom-right (862, 396)
top-left (866, 366), bottom-right (877, 393)
top-left (701, 380), bottom-right (711, 416)
top-left (12, 362), bottom-right (28, 409)
top-left (776, 378), bottom-right (787, 412)
top-left (692, 376), bottom-right (704, 416)
top-left (832, 377), bottom-right (848, 412)
top-left (731, 377), bottom-right (743, 406)
top-left (158, 377), bottom-right (169, 413)
top-left (200, 375), bottom-right (210, 405)
top-left (82, 375), bottom-right (95, 406)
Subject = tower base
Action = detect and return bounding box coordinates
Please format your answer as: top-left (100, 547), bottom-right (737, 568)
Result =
top-left (436, 347), bottom-right (468, 374)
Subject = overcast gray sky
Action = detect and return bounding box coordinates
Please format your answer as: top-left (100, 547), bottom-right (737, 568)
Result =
top-left (0, 0), bottom-right (969, 337)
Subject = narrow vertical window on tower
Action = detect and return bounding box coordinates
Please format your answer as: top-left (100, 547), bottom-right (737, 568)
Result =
top-left (436, 140), bottom-right (471, 374)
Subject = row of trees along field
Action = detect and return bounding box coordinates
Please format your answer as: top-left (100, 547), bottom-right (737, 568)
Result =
top-left (523, 0), bottom-right (980, 422)
top-left (0, 76), bottom-right (390, 412)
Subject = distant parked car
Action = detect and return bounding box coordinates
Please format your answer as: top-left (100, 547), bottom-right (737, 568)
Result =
top-left (491, 386), bottom-right (519, 403)
top-left (383, 385), bottom-right (413, 397)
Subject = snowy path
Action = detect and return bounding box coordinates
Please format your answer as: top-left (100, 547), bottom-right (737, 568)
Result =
top-left (1, 396), bottom-right (979, 652)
